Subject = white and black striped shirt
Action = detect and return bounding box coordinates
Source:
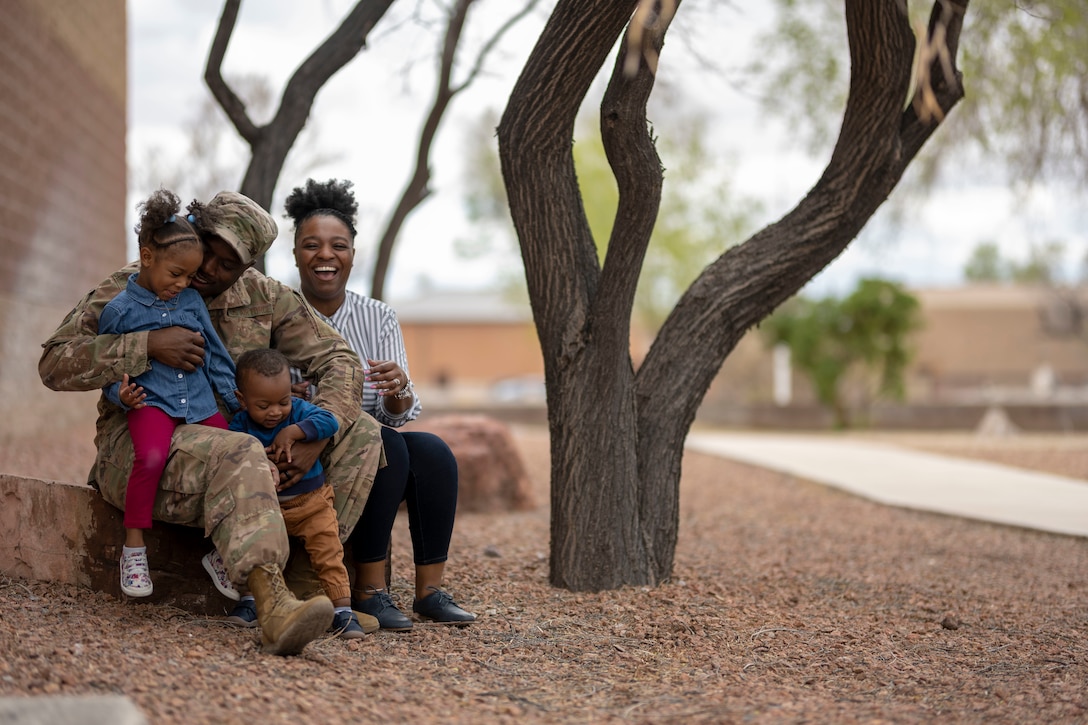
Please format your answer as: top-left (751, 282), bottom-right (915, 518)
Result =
top-left (292, 290), bottom-right (421, 427)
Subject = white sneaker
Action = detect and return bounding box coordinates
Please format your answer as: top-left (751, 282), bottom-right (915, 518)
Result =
top-left (202, 549), bottom-right (240, 601)
top-left (120, 549), bottom-right (153, 597)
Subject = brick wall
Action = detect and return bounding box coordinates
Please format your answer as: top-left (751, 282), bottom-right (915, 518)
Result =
top-left (0, 0), bottom-right (126, 442)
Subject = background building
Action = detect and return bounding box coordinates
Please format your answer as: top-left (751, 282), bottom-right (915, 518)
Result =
top-left (397, 286), bottom-right (1088, 430)
top-left (0, 0), bottom-right (127, 446)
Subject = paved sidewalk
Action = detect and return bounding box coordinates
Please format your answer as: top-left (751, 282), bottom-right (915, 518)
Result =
top-left (685, 432), bottom-right (1088, 538)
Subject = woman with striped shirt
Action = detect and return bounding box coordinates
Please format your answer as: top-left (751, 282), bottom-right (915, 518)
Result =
top-left (284, 178), bottom-right (475, 630)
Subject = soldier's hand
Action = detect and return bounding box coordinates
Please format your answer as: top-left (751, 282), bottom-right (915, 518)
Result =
top-left (148, 327), bottom-right (206, 371)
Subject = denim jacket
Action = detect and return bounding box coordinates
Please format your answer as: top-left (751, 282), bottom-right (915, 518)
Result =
top-left (99, 274), bottom-right (239, 421)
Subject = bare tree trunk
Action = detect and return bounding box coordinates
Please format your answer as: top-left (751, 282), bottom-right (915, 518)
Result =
top-left (500, 0), bottom-right (968, 591)
top-left (205, 0), bottom-right (395, 269)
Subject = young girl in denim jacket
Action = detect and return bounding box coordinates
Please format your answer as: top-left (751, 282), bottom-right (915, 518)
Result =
top-left (99, 189), bottom-right (240, 597)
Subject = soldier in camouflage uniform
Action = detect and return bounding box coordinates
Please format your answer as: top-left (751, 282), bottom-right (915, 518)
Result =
top-left (38, 191), bottom-right (384, 655)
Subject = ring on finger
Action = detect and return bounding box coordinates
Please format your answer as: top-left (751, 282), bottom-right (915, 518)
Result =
top-left (392, 378), bottom-right (401, 387)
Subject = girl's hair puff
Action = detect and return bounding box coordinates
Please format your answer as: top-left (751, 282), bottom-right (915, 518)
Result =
top-left (134, 189), bottom-right (200, 251)
top-left (283, 179), bottom-right (358, 240)
top-left (185, 198), bottom-right (222, 242)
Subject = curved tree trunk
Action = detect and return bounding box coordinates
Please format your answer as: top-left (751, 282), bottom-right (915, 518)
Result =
top-left (500, 0), bottom-right (968, 591)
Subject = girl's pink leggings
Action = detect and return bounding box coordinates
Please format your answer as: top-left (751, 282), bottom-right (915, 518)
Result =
top-left (123, 406), bottom-right (229, 529)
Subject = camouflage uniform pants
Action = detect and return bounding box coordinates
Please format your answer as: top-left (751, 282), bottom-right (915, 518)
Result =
top-left (94, 411), bottom-right (384, 587)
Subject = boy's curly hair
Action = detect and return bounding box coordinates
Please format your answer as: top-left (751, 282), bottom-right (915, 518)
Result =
top-left (236, 348), bottom-right (290, 387)
top-left (283, 178), bottom-right (358, 239)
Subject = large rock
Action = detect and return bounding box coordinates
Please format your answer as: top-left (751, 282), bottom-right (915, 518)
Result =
top-left (407, 415), bottom-right (536, 513)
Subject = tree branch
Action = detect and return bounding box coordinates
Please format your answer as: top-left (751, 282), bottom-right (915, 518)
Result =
top-left (204, 0), bottom-right (260, 144)
top-left (273, 0), bottom-right (395, 153)
top-left (595, 1), bottom-right (679, 339)
top-left (370, 0), bottom-right (542, 298)
top-left (233, 0), bottom-right (396, 211)
top-left (450, 0), bottom-right (545, 94)
top-left (369, 0), bottom-right (472, 298)
top-left (498, 0), bottom-right (640, 373)
top-left (640, 0), bottom-right (967, 434)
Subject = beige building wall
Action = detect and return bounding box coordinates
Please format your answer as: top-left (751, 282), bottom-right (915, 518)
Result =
top-left (0, 0), bottom-right (127, 442)
top-left (402, 321), bottom-right (544, 388)
top-left (909, 286), bottom-right (1088, 399)
top-left (397, 286), bottom-right (1087, 412)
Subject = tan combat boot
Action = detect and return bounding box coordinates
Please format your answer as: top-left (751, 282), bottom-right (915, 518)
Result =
top-left (247, 563), bottom-right (334, 655)
top-left (353, 610), bottom-right (380, 634)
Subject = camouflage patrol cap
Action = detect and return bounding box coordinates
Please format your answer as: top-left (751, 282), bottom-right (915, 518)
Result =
top-left (205, 191), bottom-right (279, 264)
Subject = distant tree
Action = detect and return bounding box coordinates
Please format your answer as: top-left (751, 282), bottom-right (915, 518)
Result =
top-left (498, 0), bottom-right (967, 590)
top-left (962, 239), bottom-right (1069, 284)
top-left (205, 0), bottom-right (395, 269)
top-left (963, 241), bottom-right (1007, 282)
top-left (762, 279), bottom-right (923, 428)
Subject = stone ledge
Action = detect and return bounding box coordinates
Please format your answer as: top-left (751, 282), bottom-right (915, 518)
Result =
top-left (0, 415), bottom-right (535, 612)
top-left (0, 474), bottom-right (227, 615)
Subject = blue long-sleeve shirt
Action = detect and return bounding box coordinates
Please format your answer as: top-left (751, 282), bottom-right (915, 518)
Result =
top-left (99, 275), bottom-right (239, 421)
top-left (229, 397), bottom-right (339, 499)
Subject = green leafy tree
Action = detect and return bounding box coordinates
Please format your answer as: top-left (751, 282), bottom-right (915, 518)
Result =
top-left (749, 0), bottom-right (1088, 189)
top-left (762, 279), bottom-right (923, 428)
top-left (963, 241), bottom-right (1007, 282)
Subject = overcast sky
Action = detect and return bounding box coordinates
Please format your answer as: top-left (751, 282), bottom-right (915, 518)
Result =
top-left (127, 1), bottom-right (1088, 302)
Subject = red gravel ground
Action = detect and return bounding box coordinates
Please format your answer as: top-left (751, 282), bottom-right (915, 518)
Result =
top-left (1, 423), bottom-right (1086, 723)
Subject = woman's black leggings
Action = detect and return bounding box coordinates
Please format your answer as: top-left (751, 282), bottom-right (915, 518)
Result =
top-left (349, 426), bottom-right (459, 566)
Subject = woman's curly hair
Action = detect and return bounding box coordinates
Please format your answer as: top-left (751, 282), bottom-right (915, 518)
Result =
top-left (283, 178), bottom-right (358, 239)
top-left (134, 189), bottom-right (200, 251)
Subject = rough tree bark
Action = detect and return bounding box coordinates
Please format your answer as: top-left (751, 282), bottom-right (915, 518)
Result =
top-left (498, 0), bottom-right (968, 591)
top-left (205, 0), bottom-right (395, 267)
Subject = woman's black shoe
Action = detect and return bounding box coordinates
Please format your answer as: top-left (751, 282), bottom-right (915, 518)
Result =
top-left (413, 587), bottom-right (476, 625)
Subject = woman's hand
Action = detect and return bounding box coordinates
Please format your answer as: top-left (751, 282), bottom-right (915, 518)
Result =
top-left (365, 359), bottom-right (407, 397)
top-left (291, 380), bottom-right (312, 400)
top-left (118, 374), bottom-right (147, 409)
